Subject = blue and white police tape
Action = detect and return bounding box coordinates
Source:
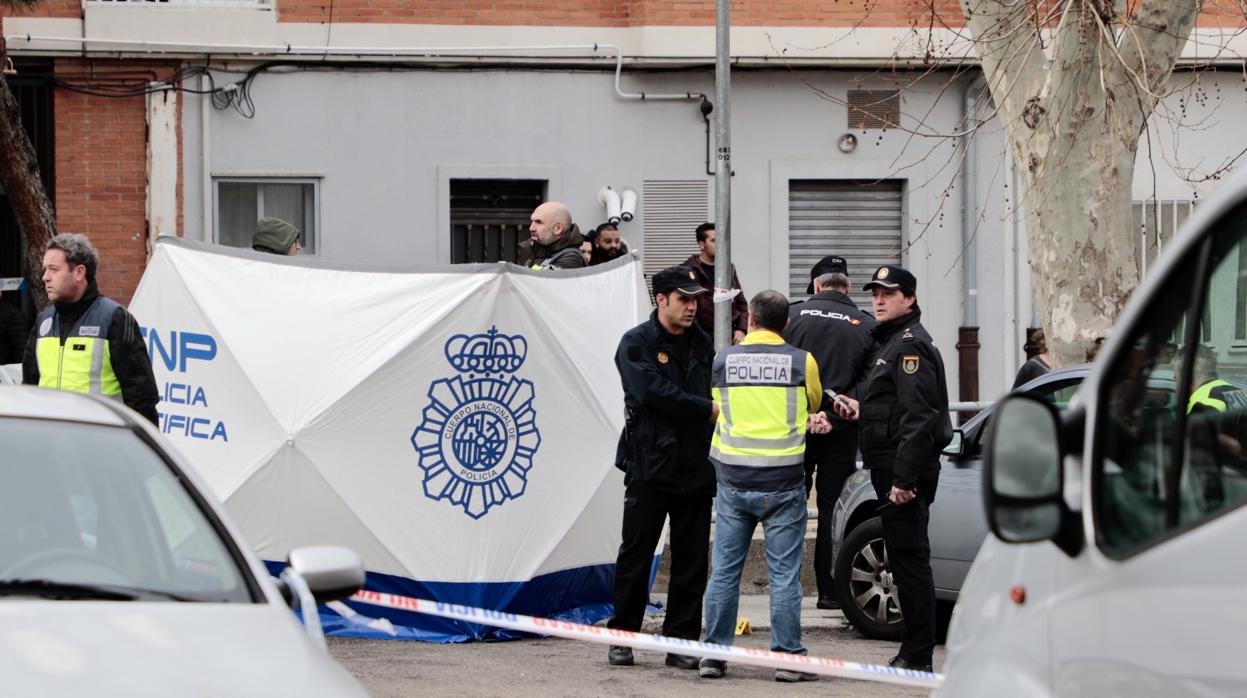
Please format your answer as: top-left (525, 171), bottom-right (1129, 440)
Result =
top-left (350, 590), bottom-right (943, 689)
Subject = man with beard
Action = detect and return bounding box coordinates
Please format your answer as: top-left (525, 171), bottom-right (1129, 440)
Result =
top-left (23, 233), bottom-right (159, 424)
top-left (589, 223), bottom-right (630, 265)
top-left (523, 201), bottom-right (588, 270)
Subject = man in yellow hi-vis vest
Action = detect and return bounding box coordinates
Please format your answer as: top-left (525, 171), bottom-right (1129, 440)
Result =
top-left (22, 233), bottom-right (159, 424)
top-left (698, 290), bottom-right (830, 683)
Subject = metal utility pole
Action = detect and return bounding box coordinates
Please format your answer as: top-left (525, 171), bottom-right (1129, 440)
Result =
top-left (712, 0), bottom-right (732, 352)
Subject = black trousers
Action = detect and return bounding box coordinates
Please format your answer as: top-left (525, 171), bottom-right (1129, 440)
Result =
top-left (869, 467), bottom-right (937, 664)
top-left (804, 429), bottom-right (859, 600)
top-left (607, 479), bottom-right (712, 640)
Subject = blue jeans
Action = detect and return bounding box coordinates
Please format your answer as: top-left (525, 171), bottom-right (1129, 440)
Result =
top-left (702, 484), bottom-right (808, 654)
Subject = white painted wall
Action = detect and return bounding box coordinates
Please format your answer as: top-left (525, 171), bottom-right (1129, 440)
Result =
top-left (179, 66), bottom-right (1247, 400)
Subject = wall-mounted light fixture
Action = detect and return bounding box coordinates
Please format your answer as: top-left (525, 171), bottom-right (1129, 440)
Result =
top-left (837, 133), bottom-right (858, 154)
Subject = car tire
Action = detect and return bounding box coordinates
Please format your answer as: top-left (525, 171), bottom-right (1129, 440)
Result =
top-left (834, 516), bottom-right (904, 641)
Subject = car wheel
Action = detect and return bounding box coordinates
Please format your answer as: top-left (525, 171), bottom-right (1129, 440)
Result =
top-left (834, 516), bottom-right (904, 641)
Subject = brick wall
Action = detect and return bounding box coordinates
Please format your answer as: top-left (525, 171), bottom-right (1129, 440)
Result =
top-left (273, 0), bottom-right (1241, 27)
top-left (274, 0), bottom-right (969, 26)
top-left (6, 0), bottom-right (1242, 27)
top-left (53, 59), bottom-right (181, 305)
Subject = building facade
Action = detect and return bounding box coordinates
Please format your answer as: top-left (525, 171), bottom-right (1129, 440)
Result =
top-left (2, 1), bottom-right (1243, 398)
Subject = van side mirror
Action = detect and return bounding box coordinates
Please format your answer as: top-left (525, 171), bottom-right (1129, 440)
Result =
top-left (984, 395), bottom-right (1081, 555)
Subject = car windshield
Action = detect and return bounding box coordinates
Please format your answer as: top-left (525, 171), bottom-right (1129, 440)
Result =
top-left (0, 418), bottom-right (254, 602)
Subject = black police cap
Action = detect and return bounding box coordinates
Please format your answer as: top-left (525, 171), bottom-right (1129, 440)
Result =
top-left (862, 264), bottom-right (917, 294)
top-left (806, 254), bottom-right (849, 294)
top-left (652, 265), bottom-right (709, 297)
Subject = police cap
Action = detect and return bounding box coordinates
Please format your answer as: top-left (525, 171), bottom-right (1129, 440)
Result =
top-left (862, 264), bottom-right (917, 294)
top-left (806, 254), bottom-right (848, 294)
top-left (652, 265), bottom-right (709, 297)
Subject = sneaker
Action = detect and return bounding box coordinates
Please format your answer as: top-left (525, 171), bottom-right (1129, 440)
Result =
top-left (698, 658), bottom-right (726, 678)
top-left (816, 596), bottom-right (841, 610)
top-left (607, 646), bottom-right (634, 666)
top-left (665, 653), bottom-right (700, 670)
top-left (775, 669), bottom-right (820, 682)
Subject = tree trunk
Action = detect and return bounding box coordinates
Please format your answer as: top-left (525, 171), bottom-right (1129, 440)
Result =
top-left (0, 72), bottom-right (55, 309)
top-left (1018, 131), bottom-right (1140, 367)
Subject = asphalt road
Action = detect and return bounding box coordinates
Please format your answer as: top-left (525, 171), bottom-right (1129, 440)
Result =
top-left (329, 621), bottom-right (943, 697)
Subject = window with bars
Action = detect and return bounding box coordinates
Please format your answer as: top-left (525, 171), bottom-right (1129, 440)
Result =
top-left (450, 179), bottom-right (546, 265)
top-left (214, 178), bottom-right (318, 254)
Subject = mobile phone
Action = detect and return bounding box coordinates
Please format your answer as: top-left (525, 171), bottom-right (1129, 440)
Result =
top-left (824, 388), bottom-right (858, 419)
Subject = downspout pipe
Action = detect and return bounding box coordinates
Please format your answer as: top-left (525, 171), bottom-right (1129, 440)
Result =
top-left (961, 71), bottom-right (985, 328)
top-left (955, 71), bottom-right (986, 424)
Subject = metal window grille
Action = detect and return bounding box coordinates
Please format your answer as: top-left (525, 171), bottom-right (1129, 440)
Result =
top-left (450, 179), bottom-right (545, 265)
top-left (846, 90), bottom-right (900, 131)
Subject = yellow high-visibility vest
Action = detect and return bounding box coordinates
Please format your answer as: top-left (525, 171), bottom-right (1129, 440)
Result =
top-left (1188, 378), bottom-right (1244, 414)
top-left (710, 342), bottom-right (809, 468)
top-left (34, 296), bottom-right (123, 399)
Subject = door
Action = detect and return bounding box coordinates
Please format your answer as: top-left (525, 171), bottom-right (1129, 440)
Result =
top-left (1049, 200), bottom-right (1247, 695)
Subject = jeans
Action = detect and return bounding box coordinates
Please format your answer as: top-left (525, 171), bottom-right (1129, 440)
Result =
top-left (702, 484), bottom-right (808, 654)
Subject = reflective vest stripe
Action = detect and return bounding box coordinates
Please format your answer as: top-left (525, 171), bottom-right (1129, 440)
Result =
top-left (1189, 379), bottom-right (1234, 414)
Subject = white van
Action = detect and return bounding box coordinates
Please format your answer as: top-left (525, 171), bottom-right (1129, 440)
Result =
top-left (939, 169), bottom-right (1247, 696)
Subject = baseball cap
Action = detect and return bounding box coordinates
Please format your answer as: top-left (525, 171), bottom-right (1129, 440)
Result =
top-left (806, 255), bottom-right (848, 294)
top-left (652, 265), bottom-right (709, 297)
top-left (862, 264), bottom-right (917, 294)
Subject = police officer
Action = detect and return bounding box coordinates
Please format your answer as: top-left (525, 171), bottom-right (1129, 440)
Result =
top-left (606, 265), bottom-right (718, 670)
top-left (783, 255), bottom-right (877, 609)
top-left (833, 264), bottom-right (950, 674)
top-left (22, 233), bottom-right (159, 424)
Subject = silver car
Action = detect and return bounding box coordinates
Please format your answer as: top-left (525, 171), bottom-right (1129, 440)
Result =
top-left (0, 386), bottom-right (369, 696)
top-left (828, 366), bottom-right (1089, 640)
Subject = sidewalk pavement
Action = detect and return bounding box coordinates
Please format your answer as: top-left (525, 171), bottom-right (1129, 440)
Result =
top-left (642, 593), bottom-right (846, 633)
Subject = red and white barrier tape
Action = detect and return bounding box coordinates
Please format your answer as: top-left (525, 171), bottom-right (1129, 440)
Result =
top-left (349, 590), bottom-right (942, 689)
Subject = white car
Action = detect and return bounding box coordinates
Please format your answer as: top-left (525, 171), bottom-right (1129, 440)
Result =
top-left (0, 386), bottom-right (369, 696)
top-left (941, 167), bottom-right (1247, 694)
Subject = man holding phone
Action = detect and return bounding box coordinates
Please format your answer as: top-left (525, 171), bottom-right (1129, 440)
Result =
top-left (831, 265), bottom-right (951, 675)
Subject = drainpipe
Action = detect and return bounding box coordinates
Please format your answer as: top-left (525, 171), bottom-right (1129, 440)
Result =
top-left (956, 72), bottom-right (986, 423)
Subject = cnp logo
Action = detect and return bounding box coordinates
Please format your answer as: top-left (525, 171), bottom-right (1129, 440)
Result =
top-left (410, 327), bottom-right (541, 519)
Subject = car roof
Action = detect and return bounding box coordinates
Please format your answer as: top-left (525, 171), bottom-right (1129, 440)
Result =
top-left (0, 386), bottom-right (130, 427)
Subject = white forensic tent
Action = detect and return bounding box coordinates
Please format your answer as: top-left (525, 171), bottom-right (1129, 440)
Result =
top-left (130, 237), bottom-right (651, 640)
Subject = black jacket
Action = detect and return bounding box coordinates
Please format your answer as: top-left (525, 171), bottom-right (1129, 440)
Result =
top-left (684, 254), bottom-right (747, 336)
top-left (517, 225), bottom-right (588, 269)
top-left (22, 284), bottom-right (160, 425)
top-left (857, 308), bottom-right (952, 493)
top-left (614, 311), bottom-right (716, 496)
top-left (0, 300), bottom-right (26, 365)
top-left (783, 290), bottom-right (878, 428)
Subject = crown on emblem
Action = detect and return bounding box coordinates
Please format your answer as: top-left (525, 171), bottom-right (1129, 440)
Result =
top-left (444, 327), bottom-right (528, 374)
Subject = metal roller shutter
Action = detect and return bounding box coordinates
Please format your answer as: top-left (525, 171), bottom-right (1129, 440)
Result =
top-left (642, 180), bottom-right (708, 293)
top-left (788, 180), bottom-right (903, 308)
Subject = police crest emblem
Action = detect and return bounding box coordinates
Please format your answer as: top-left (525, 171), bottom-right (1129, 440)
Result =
top-left (902, 355), bottom-right (920, 374)
top-left (411, 327), bottom-right (542, 519)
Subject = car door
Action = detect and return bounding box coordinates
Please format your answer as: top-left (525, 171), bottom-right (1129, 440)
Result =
top-left (1048, 200), bottom-right (1247, 696)
top-left (929, 376), bottom-right (1083, 592)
